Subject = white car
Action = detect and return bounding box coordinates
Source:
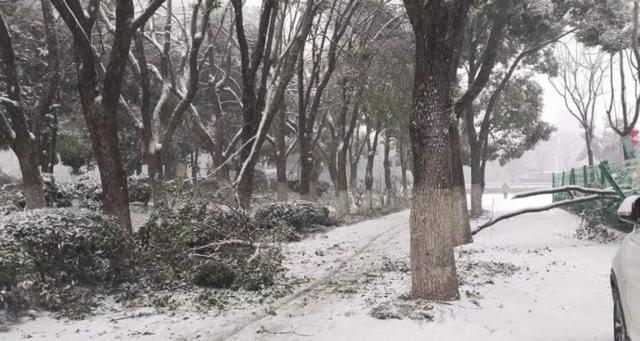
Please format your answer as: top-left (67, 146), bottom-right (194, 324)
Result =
top-left (613, 196), bottom-right (640, 341)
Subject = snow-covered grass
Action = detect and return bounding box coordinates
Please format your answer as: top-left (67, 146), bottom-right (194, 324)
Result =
top-left (1, 194), bottom-right (622, 340)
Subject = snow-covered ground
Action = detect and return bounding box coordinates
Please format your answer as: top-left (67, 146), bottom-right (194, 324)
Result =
top-left (1, 194), bottom-right (622, 340)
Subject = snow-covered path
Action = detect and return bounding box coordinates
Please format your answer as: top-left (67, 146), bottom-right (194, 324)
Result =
top-left (220, 194), bottom-right (619, 341)
top-left (1, 195), bottom-right (621, 340)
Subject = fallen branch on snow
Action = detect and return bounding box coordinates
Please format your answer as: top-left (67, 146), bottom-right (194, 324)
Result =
top-left (257, 326), bottom-right (312, 337)
top-left (472, 194), bottom-right (619, 235)
top-left (511, 185), bottom-right (618, 199)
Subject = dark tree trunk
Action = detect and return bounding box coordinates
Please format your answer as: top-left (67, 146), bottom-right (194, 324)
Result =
top-left (450, 120), bottom-right (473, 245)
top-left (207, 43), bottom-right (230, 184)
top-left (298, 50), bottom-right (313, 200)
top-left (383, 134), bottom-right (392, 206)
top-left (0, 13), bottom-right (46, 208)
top-left (398, 139), bottom-right (409, 201)
top-left (335, 79), bottom-right (360, 216)
top-left (15, 142), bottom-right (46, 209)
top-left (336, 149), bottom-right (350, 215)
top-left (132, 33), bottom-right (166, 208)
top-left (39, 111), bottom-right (57, 174)
top-left (191, 150), bottom-right (199, 181)
top-left (470, 145), bottom-right (483, 217)
top-left (364, 118), bottom-right (382, 210)
top-left (585, 128), bottom-right (595, 166)
top-left (403, 0), bottom-right (470, 300)
top-left (38, 0), bottom-right (61, 174)
top-left (349, 157), bottom-right (359, 189)
top-left (49, 0), bottom-right (162, 231)
top-left (275, 105), bottom-right (288, 201)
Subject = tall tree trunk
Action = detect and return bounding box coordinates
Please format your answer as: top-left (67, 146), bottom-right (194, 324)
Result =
top-left (208, 61), bottom-right (230, 184)
top-left (349, 157), bottom-right (359, 189)
top-left (405, 0), bottom-right (469, 299)
top-left (365, 119), bottom-right (382, 210)
top-left (298, 50), bottom-right (313, 200)
top-left (450, 120), bottom-right (473, 245)
top-left (470, 147), bottom-right (483, 217)
top-left (15, 142), bottom-right (46, 209)
top-left (191, 150), bottom-right (199, 181)
top-left (585, 128), bottom-right (594, 166)
top-left (0, 13), bottom-right (45, 208)
top-left (86, 110), bottom-right (132, 231)
top-left (335, 79), bottom-right (350, 216)
top-left (364, 152), bottom-right (375, 211)
top-left (409, 73), bottom-right (459, 299)
top-left (40, 111), bottom-right (57, 174)
top-left (38, 0), bottom-right (61, 175)
top-left (383, 135), bottom-right (392, 206)
top-left (336, 142), bottom-right (350, 215)
top-left (275, 105), bottom-right (288, 201)
top-left (398, 139), bottom-right (409, 201)
top-left (145, 149), bottom-right (165, 207)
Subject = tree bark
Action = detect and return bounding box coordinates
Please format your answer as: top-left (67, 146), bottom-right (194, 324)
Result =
top-left (275, 105), bottom-right (288, 202)
top-left (15, 142), bottom-right (46, 209)
top-left (38, 0), bottom-right (61, 174)
top-left (397, 138), bottom-right (409, 201)
top-left (364, 118), bottom-right (382, 211)
top-left (450, 120), bottom-right (473, 245)
top-left (49, 0), bottom-right (167, 231)
top-left (404, 0), bottom-right (470, 300)
top-left (383, 134), bottom-right (392, 206)
top-left (585, 128), bottom-right (594, 166)
top-left (470, 148), bottom-right (483, 217)
top-left (297, 49), bottom-right (313, 200)
top-left (0, 13), bottom-right (46, 208)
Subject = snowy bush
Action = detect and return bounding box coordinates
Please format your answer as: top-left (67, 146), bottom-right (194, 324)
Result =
top-left (0, 188), bottom-right (22, 215)
top-left (56, 133), bottom-right (94, 175)
top-left (254, 201), bottom-right (337, 233)
top-left (127, 176), bottom-right (152, 204)
top-left (0, 208), bottom-right (132, 317)
top-left (138, 202), bottom-right (281, 290)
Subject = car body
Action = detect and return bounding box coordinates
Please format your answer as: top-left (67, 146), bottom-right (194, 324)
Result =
top-left (612, 196), bottom-right (640, 340)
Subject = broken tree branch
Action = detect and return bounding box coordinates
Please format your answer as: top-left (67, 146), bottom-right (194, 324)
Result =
top-left (472, 194), bottom-right (619, 235)
top-left (511, 186), bottom-right (619, 199)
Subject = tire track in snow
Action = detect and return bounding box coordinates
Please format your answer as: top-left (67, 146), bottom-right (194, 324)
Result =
top-left (211, 218), bottom-right (409, 341)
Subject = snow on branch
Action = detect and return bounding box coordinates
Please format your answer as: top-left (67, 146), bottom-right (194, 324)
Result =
top-left (472, 194), bottom-right (619, 235)
top-left (131, 0), bottom-right (167, 31)
top-left (511, 185), bottom-right (619, 199)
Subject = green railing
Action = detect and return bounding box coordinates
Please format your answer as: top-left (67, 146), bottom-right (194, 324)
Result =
top-left (551, 161), bottom-right (633, 232)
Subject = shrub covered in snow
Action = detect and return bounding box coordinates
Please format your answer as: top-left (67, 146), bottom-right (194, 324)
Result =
top-left (138, 202), bottom-right (281, 290)
top-left (0, 208), bottom-right (132, 317)
top-left (254, 201), bottom-right (337, 233)
top-left (127, 176), bottom-right (152, 204)
top-left (0, 188), bottom-right (22, 216)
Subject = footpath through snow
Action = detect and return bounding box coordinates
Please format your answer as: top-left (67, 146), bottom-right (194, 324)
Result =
top-left (1, 194), bottom-right (621, 340)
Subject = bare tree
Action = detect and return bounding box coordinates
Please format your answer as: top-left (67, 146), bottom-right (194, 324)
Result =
top-left (0, 13), bottom-right (46, 208)
top-left (550, 42), bottom-right (607, 167)
top-left (297, 0), bottom-right (359, 201)
top-left (116, 0), bottom-right (214, 206)
top-left (50, 0), bottom-right (166, 231)
top-left (604, 15), bottom-right (640, 161)
top-left (233, 0), bottom-right (321, 209)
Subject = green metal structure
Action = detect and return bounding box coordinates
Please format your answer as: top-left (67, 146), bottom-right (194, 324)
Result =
top-left (551, 160), bottom-right (638, 232)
